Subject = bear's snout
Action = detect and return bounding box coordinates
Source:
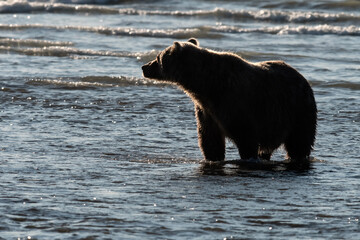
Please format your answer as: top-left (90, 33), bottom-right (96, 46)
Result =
top-left (142, 60), bottom-right (163, 80)
top-left (141, 62), bottom-right (151, 78)
top-left (141, 64), bottom-right (148, 72)
top-left (141, 64), bottom-right (148, 75)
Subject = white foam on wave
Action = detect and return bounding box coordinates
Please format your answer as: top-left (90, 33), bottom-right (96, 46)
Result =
top-left (51, 0), bottom-right (125, 3)
top-left (24, 76), bottom-right (360, 91)
top-left (122, 7), bottom-right (360, 24)
top-left (26, 76), bottom-right (165, 89)
top-left (0, 24), bottom-right (223, 39)
top-left (0, 38), bottom-right (73, 47)
top-left (26, 78), bottom-right (115, 88)
top-left (2, 23), bottom-right (360, 37)
top-left (208, 24), bottom-right (360, 36)
top-left (0, 44), bottom-right (158, 59)
top-left (0, 1), bottom-right (120, 14)
top-left (1, 2), bottom-right (359, 24)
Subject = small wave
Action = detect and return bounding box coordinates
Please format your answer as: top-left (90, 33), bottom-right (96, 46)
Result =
top-left (262, 0), bottom-right (360, 11)
top-left (25, 77), bottom-right (360, 91)
top-left (312, 80), bottom-right (360, 91)
top-left (208, 24), bottom-right (360, 36)
top-left (1, 2), bottom-right (360, 25)
top-left (0, 24), bottom-right (223, 39)
top-left (0, 44), bottom-right (156, 59)
top-left (130, 157), bottom-right (199, 165)
top-left (314, 1), bottom-right (360, 11)
top-left (26, 76), bottom-right (166, 89)
top-left (1, 23), bottom-right (359, 38)
top-left (79, 75), bottom-right (164, 86)
top-left (20, 77), bottom-right (360, 91)
top-left (0, 38), bottom-right (73, 47)
top-left (0, 1), bottom-right (120, 14)
top-left (123, 8), bottom-right (360, 24)
top-left (37, 0), bottom-right (131, 4)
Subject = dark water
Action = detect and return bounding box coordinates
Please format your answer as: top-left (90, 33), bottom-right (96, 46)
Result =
top-left (0, 0), bottom-right (359, 239)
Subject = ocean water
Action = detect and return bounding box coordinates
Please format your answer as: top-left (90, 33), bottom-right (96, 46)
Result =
top-left (0, 0), bottom-right (359, 239)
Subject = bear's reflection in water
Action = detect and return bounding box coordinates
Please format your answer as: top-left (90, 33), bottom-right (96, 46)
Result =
top-left (198, 158), bottom-right (315, 176)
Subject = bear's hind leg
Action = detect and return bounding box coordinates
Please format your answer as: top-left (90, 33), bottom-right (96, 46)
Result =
top-left (195, 105), bottom-right (225, 161)
top-left (285, 98), bottom-right (317, 163)
top-left (284, 130), bottom-right (315, 162)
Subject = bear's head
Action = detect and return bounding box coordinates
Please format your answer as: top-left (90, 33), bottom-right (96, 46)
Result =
top-left (142, 38), bottom-right (200, 82)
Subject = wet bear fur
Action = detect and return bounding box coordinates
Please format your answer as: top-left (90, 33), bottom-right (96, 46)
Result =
top-left (142, 38), bottom-right (317, 162)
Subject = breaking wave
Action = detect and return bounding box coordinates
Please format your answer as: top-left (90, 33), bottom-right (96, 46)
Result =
top-left (3, 0), bottom-right (360, 10)
top-left (117, 8), bottom-right (360, 24)
top-left (0, 1), bottom-right (121, 14)
top-left (1, 24), bottom-right (359, 38)
top-left (0, 45), bottom-right (157, 59)
top-left (26, 76), bottom-right (167, 89)
top-left (23, 76), bottom-right (360, 92)
top-left (0, 38), bottom-right (73, 47)
top-left (210, 24), bottom-right (360, 36)
top-left (24, 76), bottom-right (360, 91)
top-left (0, 37), bottom-right (159, 59)
top-left (1, 2), bottom-right (360, 24)
top-left (0, 24), bottom-right (223, 39)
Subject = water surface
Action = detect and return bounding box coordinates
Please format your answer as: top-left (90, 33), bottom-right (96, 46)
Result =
top-left (0, 0), bottom-right (359, 239)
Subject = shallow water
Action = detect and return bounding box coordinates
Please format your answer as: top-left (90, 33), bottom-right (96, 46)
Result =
top-left (0, 0), bottom-right (359, 239)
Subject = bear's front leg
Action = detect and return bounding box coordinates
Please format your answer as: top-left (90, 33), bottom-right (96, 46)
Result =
top-left (195, 105), bottom-right (225, 161)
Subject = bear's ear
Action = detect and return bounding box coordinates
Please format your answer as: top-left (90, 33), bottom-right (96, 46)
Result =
top-left (173, 41), bottom-right (182, 50)
top-left (188, 38), bottom-right (199, 46)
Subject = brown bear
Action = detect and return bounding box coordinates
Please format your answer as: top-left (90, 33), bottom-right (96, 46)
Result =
top-left (142, 38), bottom-right (317, 163)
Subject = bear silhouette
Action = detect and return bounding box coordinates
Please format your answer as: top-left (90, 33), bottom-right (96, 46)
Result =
top-left (142, 38), bottom-right (317, 163)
